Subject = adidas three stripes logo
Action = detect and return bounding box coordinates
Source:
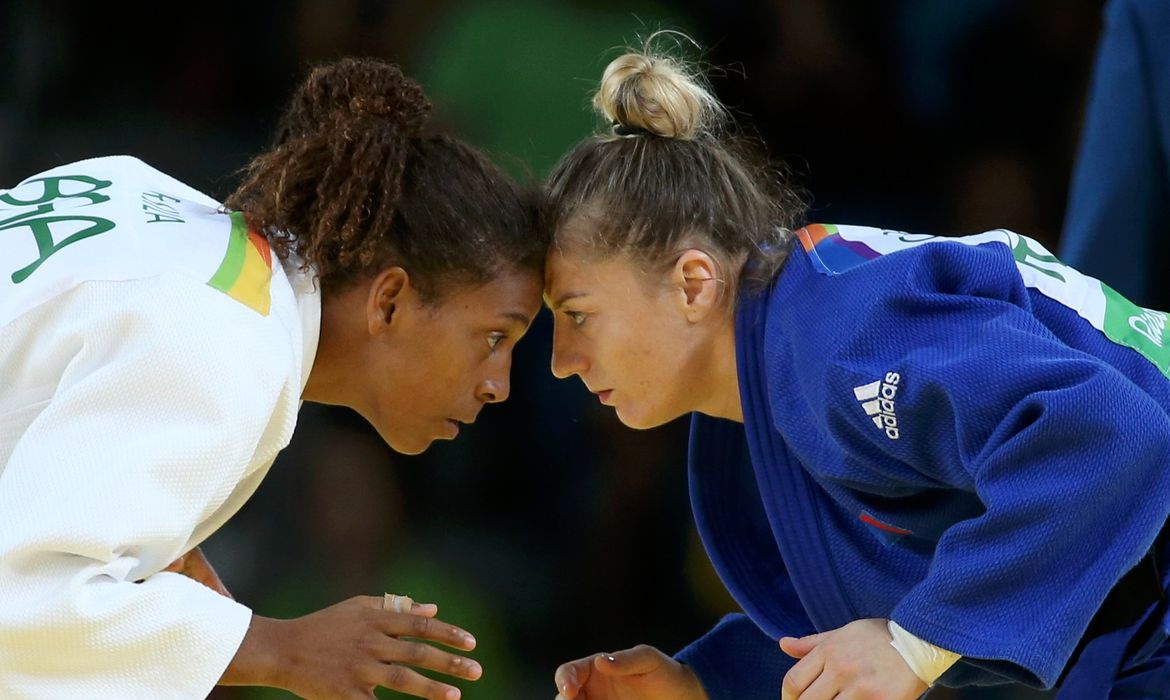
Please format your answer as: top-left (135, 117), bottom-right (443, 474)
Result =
top-left (853, 372), bottom-right (902, 440)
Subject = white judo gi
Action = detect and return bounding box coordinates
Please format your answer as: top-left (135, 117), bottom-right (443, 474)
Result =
top-left (0, 156), bottom-right (320, 698)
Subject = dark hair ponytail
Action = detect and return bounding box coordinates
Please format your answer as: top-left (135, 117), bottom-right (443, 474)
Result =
top-left (227, 57), bottom-right (544, 299)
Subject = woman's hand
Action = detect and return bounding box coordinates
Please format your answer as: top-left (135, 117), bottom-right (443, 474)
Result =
top-left (162, 546), bottom-right (232, 598)
top-left (222, 595), bottom-right (481, 700)
top-left (779, 618), bottom-right (927, 700)
top-left (553, 644), bottom-right (707, 700)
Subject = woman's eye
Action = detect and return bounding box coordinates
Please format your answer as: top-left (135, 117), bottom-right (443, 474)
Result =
top-left (487, 333), bottom-right (506, 350)
top-left (566, 311), bottom-right (587, 326)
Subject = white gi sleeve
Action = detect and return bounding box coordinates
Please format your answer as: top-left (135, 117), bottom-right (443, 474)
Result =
top-left (0, 274), bottom-right (293, 699)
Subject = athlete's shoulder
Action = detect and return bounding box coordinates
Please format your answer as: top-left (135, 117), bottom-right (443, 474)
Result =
top-left (1, 156), bottom-right (273, 327)
top-left (3, 155), bottom-right (220, 210)
top-left (766, 224), bottom-right (1035, 398)
top-left (794, 223), bottom-right (1038, 277)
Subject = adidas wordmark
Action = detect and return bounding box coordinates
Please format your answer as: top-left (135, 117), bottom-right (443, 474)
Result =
top-left (853, 372), bottom-right (901, 440)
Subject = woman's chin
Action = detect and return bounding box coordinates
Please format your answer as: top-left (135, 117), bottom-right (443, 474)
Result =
top-left (614, 405), bottom-right (666, 431)
top-left (376, 424), bottom-right (434, 456)
top-left (393, 440), bottom-right (432, 456)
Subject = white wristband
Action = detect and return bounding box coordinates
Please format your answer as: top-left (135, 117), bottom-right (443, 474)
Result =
top-left (887, 620), bottom-right (962, 686)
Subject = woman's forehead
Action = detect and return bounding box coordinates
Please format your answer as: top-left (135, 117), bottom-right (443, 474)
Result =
top-left (545, 250), bottom-right (656, 303)
top-left (545, 247), bottom-right (614, 285)
top-left (543, 248), bottom-right (592, 303)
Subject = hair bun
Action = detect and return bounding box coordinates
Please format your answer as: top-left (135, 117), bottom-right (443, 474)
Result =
top-left (593, 48), bottom-right (720, 140)
top-left (284, 57), bottom-right (431, 139)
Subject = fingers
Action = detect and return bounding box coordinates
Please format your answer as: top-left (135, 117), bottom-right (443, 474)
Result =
top-left (791, 672), bottom-right (837, 700)
top-left (374, 636), bottom-right (483, 681)
top-left (384, 593), bottom-right (438, 616)
top-left (379, 608), bottom-right (477, 651)
top-left (348, 594), bottom-right (439, 622)
top-left (554, 656), bottom-right (597, 698)
top-left (592, 644), bottom-right (665, 676)
top-left (356, 594), bottom-right (438, 615)
top-left (781, 646), bottom-right (825, 700)
top-left (369, 662), bottom-right (464, 700)
top-left (779, 631), bottom-right (827, 659)
top-left (553, 644), bottom-right (669, 698)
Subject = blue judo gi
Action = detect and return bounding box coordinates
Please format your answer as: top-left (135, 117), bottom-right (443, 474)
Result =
top-left (678, 224), bottom-right (1170, 699)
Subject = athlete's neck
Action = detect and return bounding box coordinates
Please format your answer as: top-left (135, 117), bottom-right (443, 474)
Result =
top-left (693, 313), bottom-right (744, 423)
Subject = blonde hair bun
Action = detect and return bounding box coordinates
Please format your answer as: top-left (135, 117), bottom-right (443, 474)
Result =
top-left (593, 38), bottom-right (723, 140)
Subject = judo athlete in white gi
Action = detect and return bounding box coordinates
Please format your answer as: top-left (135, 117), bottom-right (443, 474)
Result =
top-left (0, 58), bottom-right (545, 700)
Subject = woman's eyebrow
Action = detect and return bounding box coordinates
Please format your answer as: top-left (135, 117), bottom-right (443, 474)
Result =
top-left (497, 310), bottom-right (535, 329)
top-left (544, 291), bottom-right (588, 310)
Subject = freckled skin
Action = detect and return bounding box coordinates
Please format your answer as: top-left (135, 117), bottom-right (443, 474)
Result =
top-left (545, 249), bottom-right (739, 428)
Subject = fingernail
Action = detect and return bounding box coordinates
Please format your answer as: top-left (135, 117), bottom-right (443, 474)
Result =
top-left (468, 661), bottom-right (483, 678)
top-left (445, 688), bottom-right (459, 700)
top-left (464, 633), bottom-right (477, 648)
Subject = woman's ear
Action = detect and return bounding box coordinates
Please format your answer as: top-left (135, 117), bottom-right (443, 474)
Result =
top-left (366, 267), bottom-right (410, 336)
top-left (671, 249), bottom-right (723, 322)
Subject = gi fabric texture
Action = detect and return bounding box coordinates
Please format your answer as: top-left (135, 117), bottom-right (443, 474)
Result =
top-left (679, 224), bottom-right (1170, 699)
top-left (0, 156), bottom-right (320, 698)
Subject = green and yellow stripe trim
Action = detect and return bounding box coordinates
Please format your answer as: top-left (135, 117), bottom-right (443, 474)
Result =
top-left (208, 211), bottom-right (273, 315)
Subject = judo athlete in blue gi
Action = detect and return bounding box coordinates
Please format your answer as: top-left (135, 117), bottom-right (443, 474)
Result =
top-left (542, 44), bottom-right (1170, 700)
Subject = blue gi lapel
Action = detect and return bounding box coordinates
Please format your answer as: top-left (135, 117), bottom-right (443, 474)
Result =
top-left (688, 413), bottom-right (815, 639)
top-left (733, 288), bottom-right (859, 632)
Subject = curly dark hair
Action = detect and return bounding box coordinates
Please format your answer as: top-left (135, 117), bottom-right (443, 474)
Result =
top-left (225, 57), bottom-right (544, 300)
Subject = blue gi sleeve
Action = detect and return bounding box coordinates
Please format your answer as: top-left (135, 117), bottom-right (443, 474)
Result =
top-left (675, 614), bottom-right (794, 700)
top-left (825, 242), bottom-right (1170, 688)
